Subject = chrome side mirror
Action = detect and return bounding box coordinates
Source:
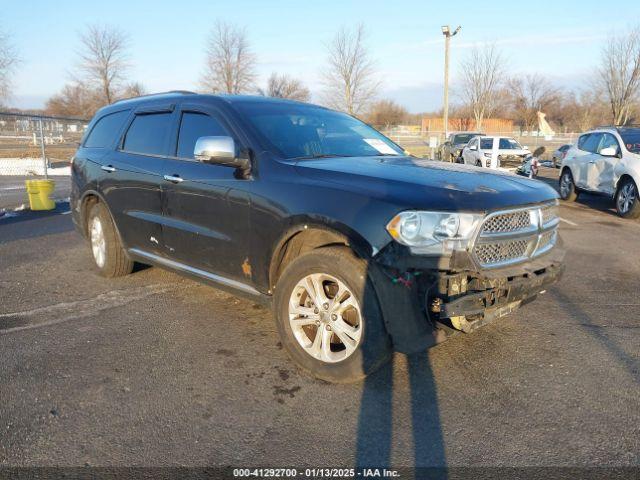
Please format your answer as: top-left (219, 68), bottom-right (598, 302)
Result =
top-left (194, 136), bottom-right (250, 171)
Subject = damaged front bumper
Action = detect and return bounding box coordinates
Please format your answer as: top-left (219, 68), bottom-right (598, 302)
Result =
top-left (368, 239), bottom-right (565, 354)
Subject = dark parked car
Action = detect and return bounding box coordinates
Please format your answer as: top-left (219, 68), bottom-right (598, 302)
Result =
top-left (438, 132), bottom-right (484, 162)
top-left (71, 92), bottom-right (565, 382)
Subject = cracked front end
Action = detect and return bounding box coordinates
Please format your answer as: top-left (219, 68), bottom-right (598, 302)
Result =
top-left (370, 201), bottom-right (565, 354)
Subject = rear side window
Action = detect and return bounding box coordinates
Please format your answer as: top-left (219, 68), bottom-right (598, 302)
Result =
top-left (122, 112), bottom-right (173, 156)
top-left (581, 133), bottom-right (602, 153)
top-left (84, 110), bottom-right (129, 148)
top-left (480, 138), bottom-right (493, 149)
top-left (176, 112), bottom-right (229, 159)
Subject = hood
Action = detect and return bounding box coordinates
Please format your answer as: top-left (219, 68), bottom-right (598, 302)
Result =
top-left (294, 156), bottom-right (558, 212)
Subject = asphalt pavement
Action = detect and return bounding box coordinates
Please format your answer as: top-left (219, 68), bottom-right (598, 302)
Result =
top-left (0, 168), bottom-right (638, 471)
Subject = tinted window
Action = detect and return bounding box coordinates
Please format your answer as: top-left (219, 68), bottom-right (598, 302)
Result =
top-left (619, 129), bottom-right (640, 153)
top-left (560, 145), bottom-right (571, 152)
top-left (84, 110), bottom-right (129, 148)
top-left (453, 134), bottom-right (474, 144)
top-left (581, 133), bottom-right (602, 153)
top-left (499, 138), bottom-right (522, 149)
top-left (122, 112), bottom-right (173, 156)
top-left (480, 138), bottom-right (494, 149)
top-left (176, 112), bottom-right (228, 159)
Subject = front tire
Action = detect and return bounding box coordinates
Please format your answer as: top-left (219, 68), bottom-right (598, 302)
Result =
top-left (87, 202), bottom-right (134, 277)
top-left (273, 247), bottom-right (392, 383)
top-left (559, 169), bottom-right (578, 202)
top-left (615, 178), bottom-right (640, 219)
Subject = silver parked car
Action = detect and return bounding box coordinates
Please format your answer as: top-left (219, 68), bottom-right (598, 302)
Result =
top-left (552, 144), bottom-right (572, 168)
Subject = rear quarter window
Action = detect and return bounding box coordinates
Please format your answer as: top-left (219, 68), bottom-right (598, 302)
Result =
top-left (83, 110), bottom-right (130, 148)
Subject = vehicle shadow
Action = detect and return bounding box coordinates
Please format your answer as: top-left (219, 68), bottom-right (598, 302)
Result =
top-left (0, 202), bottom-right (75, 244)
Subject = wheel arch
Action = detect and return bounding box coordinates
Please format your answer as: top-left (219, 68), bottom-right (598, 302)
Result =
top-left (615, 173), bottom-right (637, 194)
top-left (78, 190), bottom-right (126, 249)
top-left (268, 218), bottom-right (376, 293)
top-left (78, 189), bottom-right (107, 237)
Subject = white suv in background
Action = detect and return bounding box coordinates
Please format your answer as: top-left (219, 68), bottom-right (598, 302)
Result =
top-left (560, 126), bottom-right (640, 218)
top-left (461, 136), bottom-right (531, 168)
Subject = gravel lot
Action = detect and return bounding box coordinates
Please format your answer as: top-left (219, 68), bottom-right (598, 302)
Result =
top-left (0, 168), bottom-right (638, 472)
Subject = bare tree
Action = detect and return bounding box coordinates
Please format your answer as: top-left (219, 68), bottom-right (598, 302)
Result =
top-left (121, 81), bottom-right (147, 99)
top-left (77, 24), bottom-right (130, 105)
top-left (258, 73), bottom-right (310, 101)
top-left (598, 26), bottom-right (640, 125)
top-left (458, 44), bottom-right (505, 130)
top-left (322, 24), bottom-right (380, 115)
top-left (365, 99), bottom-right (408, 127)
top-left (507, 73), bottom-right (561, 132)
top-left (201, 21), bottom-right (256, 94)
top-left (0, 28), bottom-right (19, 104)
top-left (45, 82), bottom-right (102, 118)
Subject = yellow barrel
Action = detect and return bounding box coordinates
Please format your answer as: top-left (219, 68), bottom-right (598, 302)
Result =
top-left (25, 179), bottom-right (56, 211)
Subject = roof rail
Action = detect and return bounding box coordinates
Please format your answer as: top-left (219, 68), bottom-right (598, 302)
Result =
top-left (113, 90), bottom-right (196, 104)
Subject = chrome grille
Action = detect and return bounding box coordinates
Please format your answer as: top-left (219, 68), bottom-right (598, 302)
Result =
top-left (474, 239), bottom-right (531, 265)
top-left (481, 210), bottom-right (531, 234)
top-left (541, 205), bottom-right (559, 226)
top-left (473, 202), bottom-right (559, 268)
top-left (536, 230), bottom-right (557, 255)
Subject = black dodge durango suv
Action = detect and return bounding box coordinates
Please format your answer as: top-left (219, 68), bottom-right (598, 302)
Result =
top-left (71, 92), bottom-right (564, 382)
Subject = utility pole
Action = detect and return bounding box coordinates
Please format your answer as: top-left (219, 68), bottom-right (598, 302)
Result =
top-left (441, 25), bottom-right (461, 142)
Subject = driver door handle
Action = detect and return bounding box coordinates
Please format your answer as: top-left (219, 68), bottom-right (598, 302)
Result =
top-left (163, 174), bottom-right (184, 183)
top-left (101, 165), bottom-right (116, 173)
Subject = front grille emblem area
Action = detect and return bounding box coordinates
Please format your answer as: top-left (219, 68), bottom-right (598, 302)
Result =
top-left (473, 203), bottom-right (559, 268)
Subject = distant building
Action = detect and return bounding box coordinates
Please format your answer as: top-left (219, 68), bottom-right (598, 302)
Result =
top-left (422, 117), bottom-right (514, 135)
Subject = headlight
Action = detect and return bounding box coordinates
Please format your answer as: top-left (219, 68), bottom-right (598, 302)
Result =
top-left (386, 211), bottom-right (483, 255)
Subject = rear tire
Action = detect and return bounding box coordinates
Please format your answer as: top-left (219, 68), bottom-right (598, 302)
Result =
top-left (87, 202), bottom-right (134, 277)
top-left (273, 246), bottom-right (392, 383)
top-left (615, 178), bottom-right (640, 219)
top-left (559, 169), bottom-right (578, 202)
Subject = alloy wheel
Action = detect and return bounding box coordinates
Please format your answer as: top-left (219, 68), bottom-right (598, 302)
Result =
top-left (618, 182), bottom-right (636, 214)
top-left (288, 273), bottom-right (362, 363)
top-left (560, 172), bottom-right (573, 198)
top-left (90, 216), bottom-right (107, 268)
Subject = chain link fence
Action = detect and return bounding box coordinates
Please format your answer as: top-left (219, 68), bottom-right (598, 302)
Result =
top-left (0, 112), bottom-right (88, 210)
top-left (380, 126), bottom-right (580, 162)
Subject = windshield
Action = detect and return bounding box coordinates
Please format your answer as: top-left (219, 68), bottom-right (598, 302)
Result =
top-left (234, 102), bottom-right (404, 159)
top-left (619, 130), bottom-right (640, 154)
top-left (453, 133), bottom-right (474, 144)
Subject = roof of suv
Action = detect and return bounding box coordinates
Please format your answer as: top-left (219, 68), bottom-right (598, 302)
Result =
top-left (106, 91), bottom-right (315, 111)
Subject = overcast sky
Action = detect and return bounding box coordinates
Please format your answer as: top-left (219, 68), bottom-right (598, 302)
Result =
top-left (4, 0), bottom-right (638, 112)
